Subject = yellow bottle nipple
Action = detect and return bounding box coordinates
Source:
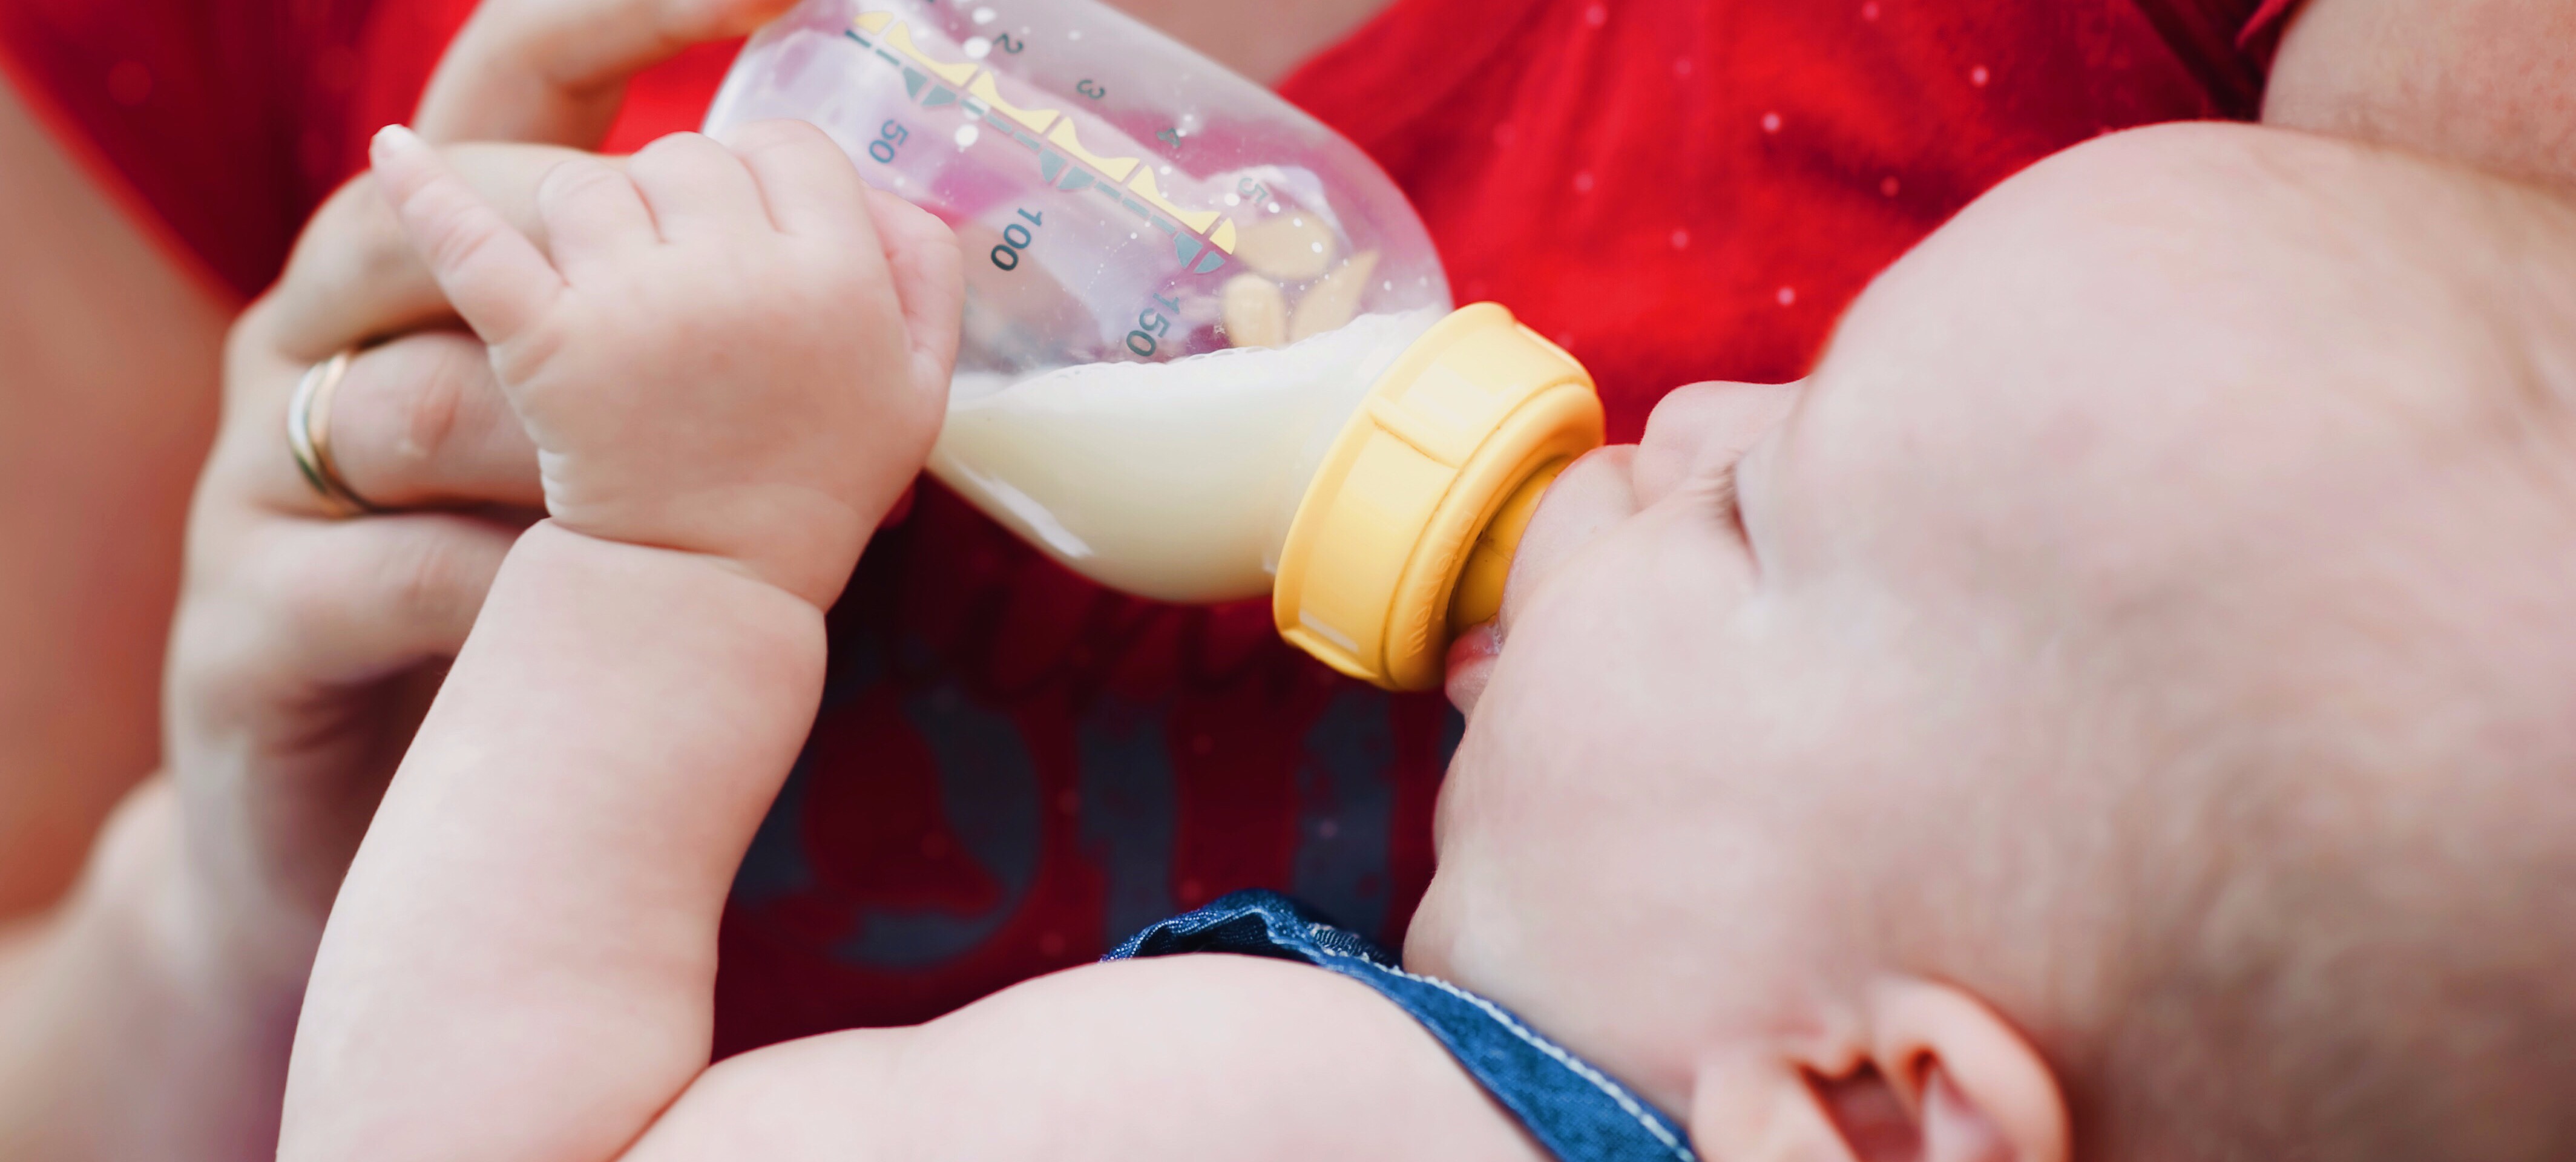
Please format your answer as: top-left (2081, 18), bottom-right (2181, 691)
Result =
top-left (1272, 304), bottom-right (1603, 691)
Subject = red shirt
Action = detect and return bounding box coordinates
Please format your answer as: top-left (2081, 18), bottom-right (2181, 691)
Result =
top-left (4, 0), bottom-right (2298, 1053)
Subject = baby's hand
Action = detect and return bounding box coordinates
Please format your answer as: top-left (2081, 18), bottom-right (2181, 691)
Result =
top-left (368, 122), bottom-right (959, 607)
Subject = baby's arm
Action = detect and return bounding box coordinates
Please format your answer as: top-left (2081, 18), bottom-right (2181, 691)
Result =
top-left (279, 119), bottom-right (943, 1160)
top-left (278, 126), bottom-right (1538, 1162)
top-left (628, 956), bottom-right (1541, 1162)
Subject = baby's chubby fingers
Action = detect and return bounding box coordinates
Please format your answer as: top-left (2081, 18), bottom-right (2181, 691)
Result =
top-left (266, 142), bottom-right (601, 360)
top-left (723, 119), bottom-right (876, 241)
top-left (625, 131), bottom-right (772, 240)
top-left (864, 186), bottom-right (967, 393)
top-left (370, 125), bottom-right (565, 351)
top-left (723, 120), bottom-right (963, 388)
top-left (531, 154), bottom-right (659, 279)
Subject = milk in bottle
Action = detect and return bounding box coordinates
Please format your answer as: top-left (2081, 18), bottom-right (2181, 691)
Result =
top-left (708, 0), bottom-right (1602, 689)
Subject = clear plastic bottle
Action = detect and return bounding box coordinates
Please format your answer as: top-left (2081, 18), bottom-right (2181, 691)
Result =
top-left (706, 0), bottom-right (1601, 689)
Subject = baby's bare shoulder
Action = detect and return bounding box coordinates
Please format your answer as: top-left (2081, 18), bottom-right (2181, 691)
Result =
top-left (626, 954), bottom-right (1546, 1162)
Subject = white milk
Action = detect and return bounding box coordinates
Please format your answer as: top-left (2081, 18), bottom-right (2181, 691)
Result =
top-left (932, 310), bottom-right (1441, 603)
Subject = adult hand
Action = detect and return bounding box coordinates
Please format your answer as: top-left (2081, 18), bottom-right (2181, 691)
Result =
top-left (174, 128), bottom-right (952, 1003)
top-left (171, 0), bottom-right (890, 968)
top-left (8, 1), bottom-right (850, 1155)
top-left (168, 142), bottom-right (583, 994)
top-left (415, 0), bottom-right (805, 148)
top-left (0, 140), bottom-right (593, 1162)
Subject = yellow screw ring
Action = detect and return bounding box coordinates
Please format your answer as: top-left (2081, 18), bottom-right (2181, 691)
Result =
top-left (1273, 304), bottom-right (1604, 691)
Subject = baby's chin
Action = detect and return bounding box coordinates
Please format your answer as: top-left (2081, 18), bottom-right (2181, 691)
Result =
top-left (1444, 623), bottom-right (1502, 716)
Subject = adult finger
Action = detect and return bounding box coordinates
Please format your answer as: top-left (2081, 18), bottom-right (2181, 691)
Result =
top-left (191, 513), bottom-right (520, 697)
top-left (372, 125), bottom-right (567, 349)
top-left (865, 188), bottom-right (965, 392)
top-left (414, 0), bottom-right (802, 148)
top-left (238, 331), bottom-right (547, 516)
top-left (723, 119), bottom-right (873, 240)
top-left (324, 332), bottom-right (547, 511)
top-left (625, 131), bottom-right (768, 241)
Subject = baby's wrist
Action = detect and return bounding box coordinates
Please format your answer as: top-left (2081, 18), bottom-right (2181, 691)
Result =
top-left (511, 517), bottom-right (838, 634)
top-left (544, 487), bottom-right (875, 613)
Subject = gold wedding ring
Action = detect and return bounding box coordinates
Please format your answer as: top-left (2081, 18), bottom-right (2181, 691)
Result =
top-left (286, 349), bottom-right (379, 516)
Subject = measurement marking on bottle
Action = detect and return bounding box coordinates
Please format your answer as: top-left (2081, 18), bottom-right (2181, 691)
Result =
top-left (1128, 292), bottom-right (1181, 358)
top-left (990, 208), bottom-right (1045, 272)
top-left (869, 119), bottom-right (910, 163)
top-left (845, 12), bottom-right (1240, 275)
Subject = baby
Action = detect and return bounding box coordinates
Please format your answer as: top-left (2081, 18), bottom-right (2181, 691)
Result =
top-left (278, 116), bottom-right (2576, 1162)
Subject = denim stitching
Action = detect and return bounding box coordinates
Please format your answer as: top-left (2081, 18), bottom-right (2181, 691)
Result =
top-left (1301, 925), bottom-right (1698, 1162)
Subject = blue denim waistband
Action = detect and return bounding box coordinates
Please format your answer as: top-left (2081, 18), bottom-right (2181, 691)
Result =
top-left (1107, 890), bottom-right (1697, 1162)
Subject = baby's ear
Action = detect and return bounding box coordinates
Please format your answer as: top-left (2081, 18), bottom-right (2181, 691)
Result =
top-left (1684, 980), bottom-right (2068, 1162)
top-left (1867, 979), bottom-right (2069, 1162)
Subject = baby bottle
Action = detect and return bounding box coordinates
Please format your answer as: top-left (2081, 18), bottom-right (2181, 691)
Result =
top-left (705, 0), bottom-right (1602, 690)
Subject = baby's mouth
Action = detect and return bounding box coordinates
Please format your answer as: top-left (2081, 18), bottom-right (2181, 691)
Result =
top-left (1444, 622), bottom-right (1503, 716)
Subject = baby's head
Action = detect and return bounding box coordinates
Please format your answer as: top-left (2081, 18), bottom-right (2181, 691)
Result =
top-left (1418, 123), bottom-right (2576, 1160)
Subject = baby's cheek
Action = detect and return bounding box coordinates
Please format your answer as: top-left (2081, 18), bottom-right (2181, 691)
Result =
top-left (1403, 770), bottom-right (1484, 976)
top-left (1402, 870), bottom-right (1529, 997)
top-left (1399, 876), bottom-right (1464, 979)
top-left (1399, 812), bottom-right (1537, 994)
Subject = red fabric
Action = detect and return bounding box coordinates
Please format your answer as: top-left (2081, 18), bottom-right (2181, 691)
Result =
top-left (1280, 0), bottom-right (2281, 438)
top-left (0, 0), bottom-right (735, 298)
top-left (2247, 0), bottom-right (2304, 35)
top-left (4, 0), bottom-right (2292, 1050)
top-left (2242, 0), bottom-right (2302, 67)
top-left (1, 0), bottom-right (349, 300)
